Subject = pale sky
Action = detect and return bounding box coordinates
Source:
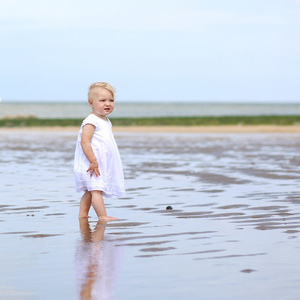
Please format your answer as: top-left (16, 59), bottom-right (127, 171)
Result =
top-left (0, 0), bottom-right (300, 102)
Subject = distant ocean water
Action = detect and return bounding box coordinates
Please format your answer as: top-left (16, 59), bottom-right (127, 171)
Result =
top-left (0, 101), bottom-right (300, 119)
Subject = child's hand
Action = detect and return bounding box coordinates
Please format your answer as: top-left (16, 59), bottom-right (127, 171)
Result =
top-left (87, 161), bottom-right (100, 177)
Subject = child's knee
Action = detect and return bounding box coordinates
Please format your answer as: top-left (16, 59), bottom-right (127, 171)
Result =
top-left (91, 190), bottom-right (103, 195)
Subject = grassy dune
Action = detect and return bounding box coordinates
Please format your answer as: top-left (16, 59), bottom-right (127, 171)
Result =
top-left (1, 115), bottom-right (300, 127)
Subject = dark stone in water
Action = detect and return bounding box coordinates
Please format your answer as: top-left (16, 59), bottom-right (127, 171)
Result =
top-left (166, 206), bottom-right (173, 210)
top-left (240, 269), bottom-right (256, 273)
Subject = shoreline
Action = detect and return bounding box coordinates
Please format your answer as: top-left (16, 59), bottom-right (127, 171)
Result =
top-left (1, 125), bottom-right (300, 133)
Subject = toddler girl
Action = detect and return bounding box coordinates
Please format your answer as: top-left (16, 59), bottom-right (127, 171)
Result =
top-left (74, 82), bottom-right (125, 221)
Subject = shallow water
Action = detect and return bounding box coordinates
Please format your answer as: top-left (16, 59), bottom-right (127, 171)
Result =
top-left (0, 130), bottom-right (300, 299)
top-left (1, 101), bottom-right (300, 118)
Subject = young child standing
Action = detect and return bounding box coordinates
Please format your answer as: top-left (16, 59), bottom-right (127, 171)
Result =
top-left (74, 82), bottom-right (125, 221)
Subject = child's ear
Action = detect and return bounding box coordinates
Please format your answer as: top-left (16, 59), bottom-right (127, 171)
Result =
top-left (88, 99), bottom-right (93, 108)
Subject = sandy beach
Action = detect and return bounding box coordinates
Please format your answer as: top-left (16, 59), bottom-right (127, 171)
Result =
top-left (1, 124), bottom-right (300, 133)
top-left (1, 129), bottom-right (300, 299)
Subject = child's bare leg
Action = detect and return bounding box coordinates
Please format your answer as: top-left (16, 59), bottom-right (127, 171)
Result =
top-left (79, 191), bottom-right (92, 218)
top-left (91, 190), bottom-right (118, 221)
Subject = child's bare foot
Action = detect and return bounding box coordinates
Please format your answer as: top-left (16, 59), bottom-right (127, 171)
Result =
top-left (78, 215), bottom-right (91, 218)
top-left (98, 216), bottom-right (118, 222)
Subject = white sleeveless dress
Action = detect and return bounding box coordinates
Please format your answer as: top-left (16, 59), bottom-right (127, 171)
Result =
top-left (74, 114), bottom-right (125, 198)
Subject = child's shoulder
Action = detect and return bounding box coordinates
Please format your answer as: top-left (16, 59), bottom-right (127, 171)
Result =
top-left (81, 114), bottom-right (111, 129)
top-left (82, 114), bottom-right (99, 127)
top-left (81, 114), bottom-right (98, 128)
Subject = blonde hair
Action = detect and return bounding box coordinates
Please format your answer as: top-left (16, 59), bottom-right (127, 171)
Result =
top-left (88, 82), bottom-right (116, 100)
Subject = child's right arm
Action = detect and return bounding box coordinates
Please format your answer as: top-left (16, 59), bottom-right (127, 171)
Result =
top-left (81, 124), bottom-right (100, 177)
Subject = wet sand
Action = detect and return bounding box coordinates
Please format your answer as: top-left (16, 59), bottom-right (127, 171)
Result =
top-left (0, 130), bottom-right (300, 299)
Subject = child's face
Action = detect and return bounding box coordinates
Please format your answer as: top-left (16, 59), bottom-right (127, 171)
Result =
top-left (88, 87), bottom-right (114, 119)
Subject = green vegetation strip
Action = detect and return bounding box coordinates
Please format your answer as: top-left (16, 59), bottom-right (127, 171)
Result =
top-left (1, 116), bottom-right (300, 127)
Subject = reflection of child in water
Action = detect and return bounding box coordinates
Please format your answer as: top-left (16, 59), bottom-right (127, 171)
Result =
top-left (74, 82), bottom-right (125, 221)
top-left (75, 219), bottom-right (122, 299)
